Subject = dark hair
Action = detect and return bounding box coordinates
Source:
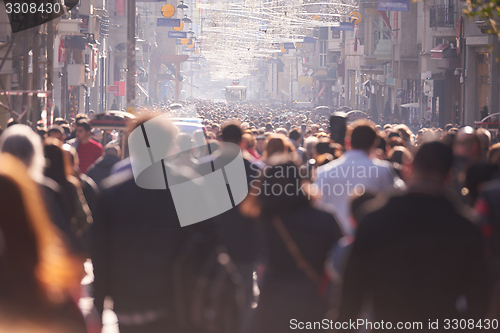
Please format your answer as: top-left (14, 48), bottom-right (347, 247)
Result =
top-left (289, 128), bottom-right (301, 141)
top-left (54, 117), bottom-right (68, 125)
top-left (75, 120), bottom-right (91, 132)
top-left (388, 131), bottom-right (401, 139)
top-left (413, 141), bottom-right (453, 179)
top-left (259, 159), bottom-right (310, 216)
top-left (376, 135), bottom-right (387, 151)
top-left (440, 132), bottom-right (456, 148)
top-left (387, 136), bottom-right (406, 149)
top-left (350, 120), bottom-right (378, 150)
top-left (221, 123), bottom-right (242, 144)
top-left (465, 163), bottom-right (500, 203)
top-left (316, 138), bottom-right (336, 156)
top-left (43, 139), bottom-right (69, 185)
top-left (62, 124), bottom-right (71, 136)
top-left (75, 113), bottom-right (89, 122)
top-left (47, 125), bottom-right (63, 136)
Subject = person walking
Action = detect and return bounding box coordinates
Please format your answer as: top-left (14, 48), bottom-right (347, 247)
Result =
top-left (314, 120), bottom-right (399, 235)
top-left (243, 156), bottom-right (342, 333)
top-left (73, 120), bottom-right (103, 174)
top-left (336, 142), bottom-right (489, 332)
top-left (91, 113), bottom-right (228, 333)
top-left (0, 153), bottom-right (85, 333)
top-left (43, 138), bottom-right (93, 254)
top-left (197, 122), bottom-right (262, 333)
top-left (86, 143), bottom-right (122, 188)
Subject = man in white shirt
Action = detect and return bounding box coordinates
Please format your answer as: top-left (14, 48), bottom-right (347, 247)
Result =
top-left (314, 120), bottom-right (399, 235)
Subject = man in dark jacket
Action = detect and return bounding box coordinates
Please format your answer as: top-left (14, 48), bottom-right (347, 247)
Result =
top-left (337, 141), bottom-right (488, 332)
top-left (196, 122), bottom-right (261, 333)
top-left (86, 143), bottom-right (121, 188)
top-left (90, 116), bottom-right (218, 333)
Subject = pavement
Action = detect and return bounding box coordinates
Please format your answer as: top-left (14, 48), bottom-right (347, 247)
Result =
top-left (80, 260), bottom-right (119, 333)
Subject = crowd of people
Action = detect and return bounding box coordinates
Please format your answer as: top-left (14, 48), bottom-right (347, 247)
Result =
top-left (0, 99), bottom-right (499, 333)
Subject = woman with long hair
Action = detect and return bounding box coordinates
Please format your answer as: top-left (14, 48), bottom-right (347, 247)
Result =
top-left (0, 153), bottom-right (84, 332)
top-left (43, 138), bottom-right (93, 254)
top-left (241, 155), bottom-right (343, 333)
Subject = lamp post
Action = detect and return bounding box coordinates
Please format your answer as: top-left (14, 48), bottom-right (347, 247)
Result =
top-left (177, 1), bottom-right (188, 10)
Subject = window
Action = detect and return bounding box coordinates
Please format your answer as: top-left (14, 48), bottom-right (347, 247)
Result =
top-left (434, 37), bottom-right (444, 46)
top-left (319, 27), bottom-right (329, 40)
top-left (332, 30), bottom-right (340, 39)
top-left (319, 40), bottom-right (327, 67)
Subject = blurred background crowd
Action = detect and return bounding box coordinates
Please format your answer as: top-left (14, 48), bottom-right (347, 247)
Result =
top-left (0, 100), bottom-right (499, 332)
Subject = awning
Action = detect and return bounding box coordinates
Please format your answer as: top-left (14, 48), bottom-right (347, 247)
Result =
top-left (401, 103), bottom-right (419, 108)
top-left (156, 54), bottom-right (190, 63)
top-left (303, 37), bottom-right (317, 43)
top-left (136, 83), bottom-right (149, 99)
top-left (225, 86), bottom-right (247, 91)
top-left (431, 43), bottom-right (450, 59)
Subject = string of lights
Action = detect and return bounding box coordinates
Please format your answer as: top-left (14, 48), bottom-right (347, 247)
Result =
top-left (199, 0), bottom-right (357, 80)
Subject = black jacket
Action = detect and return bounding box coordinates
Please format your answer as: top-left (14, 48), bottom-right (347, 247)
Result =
top-left (249, 205), bottom-right (342, 333)
top-left (338, 192), bottom-right (489, 331)
top-left (90, 168), bottom-right (217, 317)
top-left (86, 154), bottom-right (121, 188)
top-left (197, 153), bottom-right (262, 263)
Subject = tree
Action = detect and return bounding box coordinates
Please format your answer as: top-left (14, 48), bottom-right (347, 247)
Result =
top-left (464, 0), bottom-right (500, 38)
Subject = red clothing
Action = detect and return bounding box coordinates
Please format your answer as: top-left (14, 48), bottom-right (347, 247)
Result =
top-left (247, 148), bottom-right (261, 160)
top-left (77, 139), bottom-right (103, 174)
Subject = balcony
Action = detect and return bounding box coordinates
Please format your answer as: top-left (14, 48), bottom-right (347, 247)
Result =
top-left (429, 5), bottom-right (455, 28)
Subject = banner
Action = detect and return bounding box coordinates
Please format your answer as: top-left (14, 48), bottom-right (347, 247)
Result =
top-left (377, 0), bottom-right (410, 11)
top-left (157, 18), bottom-right (181, 27)
top-left (115, 0), bottom-right (126, 15)
top-left (168, 31), bottom-right (187, 38)
top-left (331, 22), bottom-right (354, 31)
top-left (267, 58), bottom-right (281, 64)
